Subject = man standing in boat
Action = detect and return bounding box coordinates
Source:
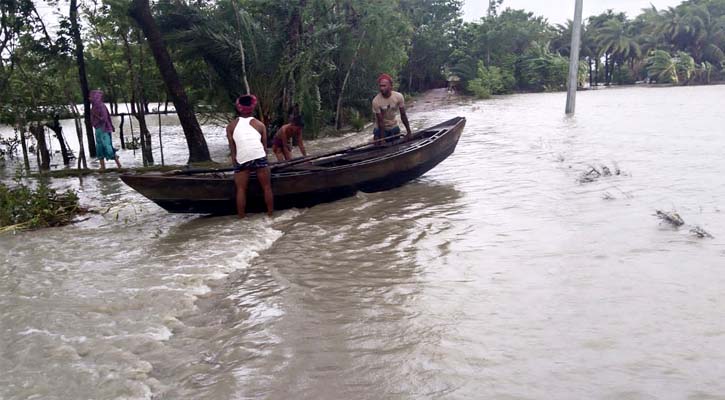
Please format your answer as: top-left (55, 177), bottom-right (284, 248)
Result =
top-left (226, 94), bottom-right (273, 218)
top-left (372, 73), bottom-right (412, 143)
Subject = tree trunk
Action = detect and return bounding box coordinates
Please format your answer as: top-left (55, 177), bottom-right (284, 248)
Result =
top-left (46, 115), bottom-right (71, 165)
top-left (604, 53), bottom-right (610, 85)
top-left (133, 96), bottom-right (154, 166)
top-left (283, 0), bottom-right (306, 115)
top-left (588, 58), bottom-right (593, 87)
top-left (119, 114), bottom-right (126, 149)
top-left (70, 0), bottom-right (97, 158)
top-left (73, 115), bottom-right (87, 169)
top-left (158, 104), bottom-right (165, 166)
top-left (231, 0), bottom-right (251, 95)
top-left (123, 34), bottom-right (154, 166)
top-left (29, 124), bottom-right (51, 171)
top-left (335, 31), bottom-right (366, 130)
top-left (595, 57), bottom-right (599, 86)
top-left (128, 0), bottom-right (210, 163)
top-left (19, 126), bottom-right (30, 171)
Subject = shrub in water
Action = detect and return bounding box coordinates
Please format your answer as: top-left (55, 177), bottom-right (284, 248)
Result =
top-left (0, 179), bottom-right (82, 232)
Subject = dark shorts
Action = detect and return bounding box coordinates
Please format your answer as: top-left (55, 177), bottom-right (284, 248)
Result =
top-left (373, 126), bottom-right (401, 143)
top-left (234, 157), bottom-right (269, 173)
top-left (272, 137), bottom-right (288, 150)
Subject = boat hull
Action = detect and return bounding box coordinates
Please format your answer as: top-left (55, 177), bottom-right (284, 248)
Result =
top-left (120, 117), bottom-right (465, 214)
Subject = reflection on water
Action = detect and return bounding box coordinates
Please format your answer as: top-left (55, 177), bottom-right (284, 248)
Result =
top-left (2, 85), bottom-right (725, 400)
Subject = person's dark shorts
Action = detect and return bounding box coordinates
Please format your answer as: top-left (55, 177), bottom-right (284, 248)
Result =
top-left (234, 157), bottom-right (269, 173)
top-left (373, 126), bottom-right (401, 143)
top-left (272, 137), bottom-right (286, 149)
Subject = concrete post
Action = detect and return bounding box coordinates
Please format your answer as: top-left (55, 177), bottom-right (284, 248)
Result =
top-left (566, 0), bottom-right (584, 115)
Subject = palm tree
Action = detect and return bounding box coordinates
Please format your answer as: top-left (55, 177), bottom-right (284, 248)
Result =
top-left (675, 51), bottom-right (695, 83)
top-left (596, 19), bottom-right (641, 84)
top-left (646, 49), bottom-right (678, 83)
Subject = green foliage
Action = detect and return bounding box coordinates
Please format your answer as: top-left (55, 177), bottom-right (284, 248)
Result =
top-left (676, 51), bottom-right (696, 81)
top-left (0, 180), bottom-right (82, 232)
top-left (466, 61), bottom-right (512, 98)
top-left (399, 0), bottom-right (463, 91)
top-left (647, 50), bottom-right (679, 83)
top-left (347, 109), bottom-right (367, 131)
top-left (517, 45), bottom-right (570, 91)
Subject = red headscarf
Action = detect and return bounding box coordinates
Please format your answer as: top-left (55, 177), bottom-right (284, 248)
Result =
top-left (377, 73), bottom-right (393, 85)
top-left (235, 94), bottom-right (258, 115)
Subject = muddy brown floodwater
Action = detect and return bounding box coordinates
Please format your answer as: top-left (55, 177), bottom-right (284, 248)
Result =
top-left (2, 85), bottom-right (725, 399)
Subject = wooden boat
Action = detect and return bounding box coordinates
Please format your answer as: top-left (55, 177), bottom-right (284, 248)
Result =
top-left (120, 116), bottom-right (466, 214)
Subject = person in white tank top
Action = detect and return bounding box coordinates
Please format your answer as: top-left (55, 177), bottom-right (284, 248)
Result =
top-left (226, 94), bottom-right (273, 218)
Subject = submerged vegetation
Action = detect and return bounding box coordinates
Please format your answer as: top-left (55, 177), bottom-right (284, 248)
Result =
top-left (0, 180), bottom-right (84, 232)
top-left (1, 0), bottom-right (724, 168)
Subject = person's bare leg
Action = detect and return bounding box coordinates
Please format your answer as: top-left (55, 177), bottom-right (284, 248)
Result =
top-left (282, 147), bottom-right (293, 161)
top-left (256, 167), bottom-right (274, 216)
top-left (99, 159), bottom-right (106, 170)
top-left (273, 146), bottom-right (285, 162)
top-left (233, 170), bottom-right (250, 218)
top-left (114, 155), bottom-right (122, 169)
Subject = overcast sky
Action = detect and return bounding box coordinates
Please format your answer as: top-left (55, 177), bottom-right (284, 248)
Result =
top-left (463, 0), bottom-right (685, 24)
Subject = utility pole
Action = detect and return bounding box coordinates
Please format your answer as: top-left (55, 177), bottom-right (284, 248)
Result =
top-left (565, 0), bottom-right (584, 115)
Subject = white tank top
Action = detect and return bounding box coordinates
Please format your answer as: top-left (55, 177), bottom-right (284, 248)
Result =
top-left (233, 117), bottom-right (266, 164)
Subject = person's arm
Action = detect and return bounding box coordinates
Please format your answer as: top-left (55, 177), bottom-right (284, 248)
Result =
top-left (400, 107), bottom-right (412, 138)
top-left (106, 105), bottom-right (115, 132)
top-left (226, 121), bottom-right (237, 165)
top-left (90, 106), bottom-right (101, 129)
top-left (296, 131), bottom-right (307, 157)
top-left (398, 94), bottom-right (412, 137)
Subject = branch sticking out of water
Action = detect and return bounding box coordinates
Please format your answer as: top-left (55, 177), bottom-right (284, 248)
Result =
top-left (579, 163), bottom-right (623, 184)
top-left (655, 210), bottom-right (685, 227)
top-left (654, 210), bottom-right (715, 239)
top-left (690, 226), bottom-right (715, 239)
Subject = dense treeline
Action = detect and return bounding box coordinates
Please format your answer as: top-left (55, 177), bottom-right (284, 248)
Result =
top-left (455, 0), bottom-right (725, 98)
top-left (1, 0), bottom-right (723, 168)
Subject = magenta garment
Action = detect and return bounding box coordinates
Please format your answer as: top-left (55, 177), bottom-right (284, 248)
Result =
top-left (90, 90), bottom-right (114, 132)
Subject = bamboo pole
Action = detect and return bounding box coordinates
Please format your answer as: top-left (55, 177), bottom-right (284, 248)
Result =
top-left (566, 0), bottom-right (584, 115)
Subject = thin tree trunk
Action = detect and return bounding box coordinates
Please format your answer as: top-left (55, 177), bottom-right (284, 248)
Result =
top-left (46, 115), bottom-right (71, 165)
top-left (133, 96), bottom-right (153, 166)
top-left (64, 88), bottom-right (88, 169)
top-left (595, 57), bottom-right (599, 86)
top-left (604, 53), bottom-right (610, 85)
top-left (231, 0), bottom-right (251, 95)
top-left (136, 33), bottom-right (154, 165)
top-left (335, 31), bottom-right (366, 130)
top-left (129, 105), bottom-right (137, 156)
top-left (283, 0), bottom-right (307, 115)
top-left (119, 114), bottom-right (126, 149)
top-left (122, 34), bottom-right (153, 165)
top-left (158, 103), bottom-right (164, 166)
top-left (129, 0), bottom-right (210, 163)
top-left (70, 0), bottom-right (97, 157)
top-left (588, 58), bottom-right (593, 87)
top-left (73, 114), bottom-right (87, 169)
top-left (19, 126), bottom-right (30, 171)
top-left (29, 124), bottom-right (51, 170)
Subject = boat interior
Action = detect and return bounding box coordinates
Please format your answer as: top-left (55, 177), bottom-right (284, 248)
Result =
top-left (276, 126), bottom-right (450, 174)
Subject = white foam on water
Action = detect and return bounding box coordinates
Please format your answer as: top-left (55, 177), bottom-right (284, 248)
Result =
top-left (145, 326), bottom-right (173, 341)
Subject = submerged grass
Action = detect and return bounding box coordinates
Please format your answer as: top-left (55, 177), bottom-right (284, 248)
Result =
top-left (0, 180), bottom-right (85, 233)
